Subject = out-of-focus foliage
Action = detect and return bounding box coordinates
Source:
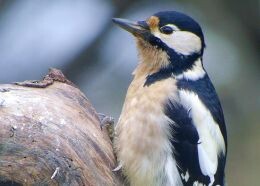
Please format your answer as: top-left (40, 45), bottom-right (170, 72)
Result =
top-left (0, 0), bottom-right (259, 185)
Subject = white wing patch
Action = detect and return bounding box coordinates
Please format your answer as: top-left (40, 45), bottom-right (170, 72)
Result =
top-left (193, 181), bottom-right (206, 186)
top-left (179, 90), bottom-right (226, 185)
top-left (181, 171), bottom-right (190, 182)
top-left (198, 144), bottom-right (215, 185)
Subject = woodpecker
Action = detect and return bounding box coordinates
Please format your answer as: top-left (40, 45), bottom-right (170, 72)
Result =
top-left (113, 11), bottom-right (227, 186)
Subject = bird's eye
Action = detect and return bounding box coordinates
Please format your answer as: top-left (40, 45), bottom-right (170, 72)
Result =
top-left (160, 26), bottom-right (174, 34)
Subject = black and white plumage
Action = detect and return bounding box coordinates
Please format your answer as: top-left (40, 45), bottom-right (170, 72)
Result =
top-left (113, 11), bottom-right (227, 186)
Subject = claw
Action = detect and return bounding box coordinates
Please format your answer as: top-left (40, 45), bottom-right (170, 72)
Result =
top-left (98, 113), bottom-right (114, 130)
top-left (112, 163), bottom-right (123, 172)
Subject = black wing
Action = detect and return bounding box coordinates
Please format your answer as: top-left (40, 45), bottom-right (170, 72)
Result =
top-left (176, 74), bottom-right (227, 147)
top-left (164, 74), bottom-right (227, 185)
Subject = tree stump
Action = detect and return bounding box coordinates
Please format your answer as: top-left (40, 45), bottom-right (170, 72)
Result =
top-left (0, 69), bottom-right (123, 186)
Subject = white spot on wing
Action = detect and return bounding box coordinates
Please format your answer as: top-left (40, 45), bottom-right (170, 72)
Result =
top-left (193, 181), bottom-right (206, 186)
top-left (181, 171), bottom-right (190, 182)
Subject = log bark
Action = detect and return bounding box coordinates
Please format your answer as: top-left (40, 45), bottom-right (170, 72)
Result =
top-left (0, 69), bottom-right (123, 186)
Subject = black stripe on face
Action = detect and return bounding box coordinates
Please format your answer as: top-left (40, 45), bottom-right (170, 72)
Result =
top-left (145, 33), bottom-right (202, 69)
top-left (143, 53), bottom-right (200, 87)
top-left (142, 33), bottom-right (201, 87)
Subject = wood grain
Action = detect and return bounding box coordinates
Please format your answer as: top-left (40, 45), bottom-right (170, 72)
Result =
top-left (0, 69), bottom-right (123, 186)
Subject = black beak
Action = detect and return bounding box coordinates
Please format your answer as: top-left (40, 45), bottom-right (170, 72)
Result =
top-left (112, 18), bottom-right (149, 37)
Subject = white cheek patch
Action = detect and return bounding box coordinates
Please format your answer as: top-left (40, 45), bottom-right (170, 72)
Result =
top-left (153, 31), bottom-right (202, 55)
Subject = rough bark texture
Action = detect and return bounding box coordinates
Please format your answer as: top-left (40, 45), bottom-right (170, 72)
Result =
top-left (0, 69), bottom-right (123, 186)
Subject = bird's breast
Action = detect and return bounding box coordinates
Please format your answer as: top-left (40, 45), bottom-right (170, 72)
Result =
top-left (116, 75), bottom-right (178, 152)
top-left (115, 75), bottom-right (180, 185)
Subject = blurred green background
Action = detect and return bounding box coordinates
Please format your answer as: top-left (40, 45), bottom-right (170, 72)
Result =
top-left (0, 0), bottom-right (259, 185)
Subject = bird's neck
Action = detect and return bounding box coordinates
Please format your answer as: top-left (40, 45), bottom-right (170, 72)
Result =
top-left (132, 39), bottom-right (168, 77)
top-left (175, 58), bottom-right (206, 81)
top-left (134, 39), bottom-right (205, 85)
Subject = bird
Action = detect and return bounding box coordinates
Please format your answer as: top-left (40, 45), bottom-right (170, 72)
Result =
top-left (112, 11), bottom-right (227, 186)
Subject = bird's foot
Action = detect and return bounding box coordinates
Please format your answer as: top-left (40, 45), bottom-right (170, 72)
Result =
top-left (98, 113), bottom-right (114, 130)
top-left (98, 113), bottom-right (115, 141)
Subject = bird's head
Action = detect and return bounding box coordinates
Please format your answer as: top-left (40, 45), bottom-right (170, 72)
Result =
top-left (113, 11), bottom-right (206, 77)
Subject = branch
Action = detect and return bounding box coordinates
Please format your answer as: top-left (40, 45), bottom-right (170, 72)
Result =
top-left (0, 69), bottom-right (123, 185)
